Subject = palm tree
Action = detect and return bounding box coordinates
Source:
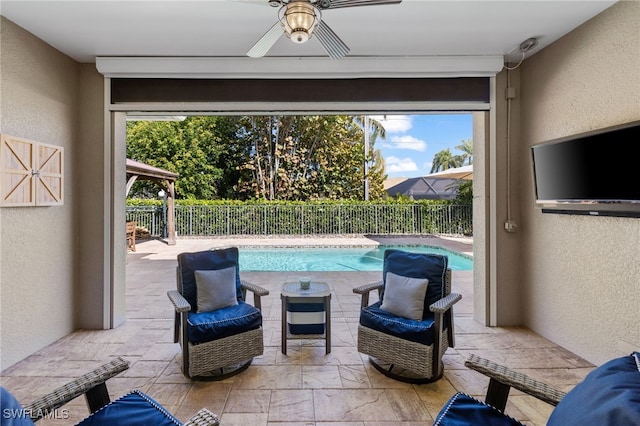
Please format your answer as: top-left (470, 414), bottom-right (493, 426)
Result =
top-left (354, 116), bottom-right (386, 200)
top-left (430, 148), bottom-right (463, 173)
top-left (354, 115), bottom-right (387, 142)
top-left (455, 138), bottom-right (473, 165)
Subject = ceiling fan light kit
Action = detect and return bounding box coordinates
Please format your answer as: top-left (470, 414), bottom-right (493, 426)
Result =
top-left (279, 0), bottom-right (321, 44)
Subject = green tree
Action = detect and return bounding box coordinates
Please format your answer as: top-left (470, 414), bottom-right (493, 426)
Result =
top-left (455, 180), bottom-right (473, 204)
top-left (126, 117), bottom-right (227, 199)
top-left (127, 115), bottom-right (387, 201)
top-left (235, 115), bottom-right (384, 200)
top-left (354, 116), bottom-right (387, 200)
top-left (430, 148), bottom-right (464, 173)
top-left (455, 138), bottom-right (473, 165)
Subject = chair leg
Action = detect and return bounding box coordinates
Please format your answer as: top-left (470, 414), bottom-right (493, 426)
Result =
top-left (180, 313), bottom-right (190, 378)
top-left (485, 378), bottom-right (511, 412)
top-left (85, 383), bottom-right (111, 413)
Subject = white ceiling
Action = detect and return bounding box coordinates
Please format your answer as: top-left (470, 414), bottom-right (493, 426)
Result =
top-left (0, 0), bottom-right (617, 66)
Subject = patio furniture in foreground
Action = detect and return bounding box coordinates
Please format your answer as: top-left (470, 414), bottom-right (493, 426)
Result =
top-left (353, 249), bottom-right (461, 383)
top-left (0, 357), bottom-right (219, 425)
top-left (281, 281), bottom-right (331, 355)
top-left (126, 220), bottom-right (136, 251)
top-left (168, 247), bottom-right (269, 380)
top-left (434, 352), bottom-right (640, 425)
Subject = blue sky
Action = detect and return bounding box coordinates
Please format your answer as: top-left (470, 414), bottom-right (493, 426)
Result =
top-left (370, 114), bottom-right (473, 178)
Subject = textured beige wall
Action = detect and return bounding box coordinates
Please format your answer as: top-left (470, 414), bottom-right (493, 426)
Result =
top-left (75, 64), bottom-right (107, 328)
top-left (0, 17), bottom-right (79, 369)
top-left (493, 69), bottom-right (524, 325)
top-left (519, 1), bottom-right (640, 364)
top-left (472, 111), bottom-right (489, 324)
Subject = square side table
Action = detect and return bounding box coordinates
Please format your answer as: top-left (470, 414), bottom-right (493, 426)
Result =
top-left (281, 281), bottom-right (331, 355)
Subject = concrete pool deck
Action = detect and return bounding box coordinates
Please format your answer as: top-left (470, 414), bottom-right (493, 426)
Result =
top-left (2, 234), bottom-right (593, 425)
top-left (137, 234), bottom-right (474, 260)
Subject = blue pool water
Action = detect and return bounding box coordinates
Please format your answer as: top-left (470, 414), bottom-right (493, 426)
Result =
top-left (238, 245), bottom-right (473, 272)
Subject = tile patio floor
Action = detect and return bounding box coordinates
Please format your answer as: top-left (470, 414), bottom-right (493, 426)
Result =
top-left (1, 236), bottom-right (594, 425)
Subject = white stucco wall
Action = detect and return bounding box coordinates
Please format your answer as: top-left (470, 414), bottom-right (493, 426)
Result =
top-left (519, 1), bottom-right (640, 364)
top-left (0, 17), bottom-right (79, 369)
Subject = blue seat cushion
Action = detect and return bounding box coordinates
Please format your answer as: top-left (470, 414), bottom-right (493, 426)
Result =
top-left (547, 351), bottom-right (640, 426)
top-left (177, 248), bottom-right (243, 311)
top-left (434, 393), bottom-right (524, 426)
top-left (382, 249), bottom-right (448, 320)
top-left (0, 386), bottom-right (35, 425)
top-left (187, 300), bottom-right (262, 345)
top-left (77, 390), bottom-right (181, 425)
top-left (359, 301), bottom-right (437, 345)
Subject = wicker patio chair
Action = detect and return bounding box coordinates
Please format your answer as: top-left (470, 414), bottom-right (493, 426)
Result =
top-left (353, 249), bottom-right (461, 383)
top-left (0, 357), bottom-right (219, 425)
top-left (168, 247), bottom-right (269, 380)
top-left (433, 352), bottom-right (640, 425)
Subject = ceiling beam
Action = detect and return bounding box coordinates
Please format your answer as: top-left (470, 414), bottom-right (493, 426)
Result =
top-left (96, 56), bottom-right (504, 79)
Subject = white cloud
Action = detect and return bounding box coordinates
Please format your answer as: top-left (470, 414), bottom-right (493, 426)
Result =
top-left (388, 135), bottom-right (427, 152)
top-left (385, 156), bottom-right (418, 173)
top-left (370, 115), bottom-right (412, 133)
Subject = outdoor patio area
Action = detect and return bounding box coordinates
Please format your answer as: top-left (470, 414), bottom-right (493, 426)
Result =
top-left (1, 236), bottom-right (595, 425)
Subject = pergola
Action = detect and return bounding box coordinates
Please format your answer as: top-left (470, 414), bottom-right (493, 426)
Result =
top-left (126, 159), bottom-right (178, 245)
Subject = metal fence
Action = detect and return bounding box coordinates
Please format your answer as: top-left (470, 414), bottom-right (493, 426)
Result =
top-left (126, 203), bottom-right (472, 237)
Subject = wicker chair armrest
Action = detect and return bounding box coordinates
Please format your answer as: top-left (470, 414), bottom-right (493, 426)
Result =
top-left (429, 293), bottom-right (462, 314)
top-left (353, 281), bottom-right (384, 295)
top-left (465, 354), bottom-right (566, 407)
top-left (23, 357), bottom-right (130, 421)
top-left (168, 289), bottom-right (191, 313)
top-left (184, 407), bottom-right (221, 426)
top-left (241, 280), bottom-right (269, 310)
top-left (353, 281), bottom-right (383, 309)
top-left (240, 280), bottom-right (270, 297)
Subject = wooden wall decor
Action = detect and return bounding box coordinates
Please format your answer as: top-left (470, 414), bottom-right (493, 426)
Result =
top-left (0, 134), bottom-right (64, 206)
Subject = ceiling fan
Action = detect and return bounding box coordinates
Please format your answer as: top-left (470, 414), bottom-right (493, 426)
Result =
top-left (247, 0), bottom-right (403, 60)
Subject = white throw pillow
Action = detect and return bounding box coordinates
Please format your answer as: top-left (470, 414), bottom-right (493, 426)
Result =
top-left (380, 271), bottom-right (429, 321)
top-left (194, 266), bottom-right (238, 312)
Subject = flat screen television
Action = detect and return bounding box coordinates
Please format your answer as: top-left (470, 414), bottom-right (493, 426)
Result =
top-left (531, 121), bottom-right (640, 217)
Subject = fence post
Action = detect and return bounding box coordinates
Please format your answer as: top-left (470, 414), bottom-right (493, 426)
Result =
top-left (264, 205), bottom-right (267, 235)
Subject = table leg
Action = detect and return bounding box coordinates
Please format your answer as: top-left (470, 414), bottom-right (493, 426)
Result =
top-left (325, 294), bottom-right (331, 354)
top-left (281, 294), bottom-right (287, 355)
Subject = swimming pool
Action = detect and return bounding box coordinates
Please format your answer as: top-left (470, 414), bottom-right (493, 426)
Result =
top-left (238, 245), bottom-right (473, 272)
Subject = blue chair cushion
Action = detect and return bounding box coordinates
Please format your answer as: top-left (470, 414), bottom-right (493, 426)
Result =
top-left (76, 390), bottom-right (181, 425)
top-left (177, 248), bottom-right (243, 311)
top-left (0, 387), bottom-right (35, 425)
top-left (187, 300), bottom-right (262, 345)
top-left (547, 351), bottom-right (640, 426)
top-left (382, 249), bottom-right (448, 319)
top-left (359, 301), bottom-right (437, 345)
top-left (434, 392), bottom-right (524, 426)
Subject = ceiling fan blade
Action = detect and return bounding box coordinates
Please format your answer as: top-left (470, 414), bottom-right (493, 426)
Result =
top-left (247, 22), bottom-right (283, 58)
top-left (317, 0), bottom-right (402, 10)
top-left (314, 20), bottom-right (350, 59)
